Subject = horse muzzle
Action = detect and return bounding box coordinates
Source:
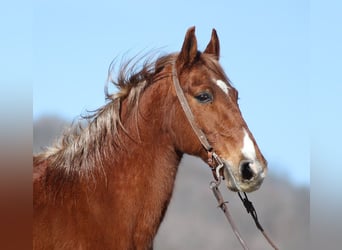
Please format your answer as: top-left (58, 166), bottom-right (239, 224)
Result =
top-left (222, 160), bottom-right (267, 192)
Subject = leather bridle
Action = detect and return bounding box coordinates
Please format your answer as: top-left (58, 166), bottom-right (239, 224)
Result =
top-left (171, 62), bottom-right (240, 190)
top-left (171, 61), bottom-right (279, 250)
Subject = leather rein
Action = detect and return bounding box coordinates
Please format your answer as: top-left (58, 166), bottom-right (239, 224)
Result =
top-left (171, 62), bottom-right (279, 250)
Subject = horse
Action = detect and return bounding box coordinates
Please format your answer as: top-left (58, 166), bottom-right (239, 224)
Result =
top-left (33, 27), bottom-right (267, 250)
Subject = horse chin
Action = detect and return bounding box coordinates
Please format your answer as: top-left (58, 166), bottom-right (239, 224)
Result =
top-left (223, 179), bottom-right (240, 192)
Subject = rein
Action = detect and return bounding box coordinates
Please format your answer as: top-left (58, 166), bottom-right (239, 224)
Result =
top-left (171, 62), bottom-right (279, 250)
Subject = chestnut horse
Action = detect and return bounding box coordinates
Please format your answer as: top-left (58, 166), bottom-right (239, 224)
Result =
top-left (33, 27), bottom-right (267, 250)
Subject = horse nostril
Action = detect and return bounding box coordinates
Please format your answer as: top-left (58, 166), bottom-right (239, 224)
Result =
top-left (240, 161), bottom-right (255, 180)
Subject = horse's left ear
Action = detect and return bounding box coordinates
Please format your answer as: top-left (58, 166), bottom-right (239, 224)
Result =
top-left (204, 29), bottom-right (220, 60)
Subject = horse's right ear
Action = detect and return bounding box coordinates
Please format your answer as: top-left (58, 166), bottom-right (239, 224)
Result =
top-left (176, 26), bottom-right (198, 67)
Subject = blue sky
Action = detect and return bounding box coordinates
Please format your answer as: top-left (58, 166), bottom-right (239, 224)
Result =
top-left (32, 0), bottom-right (310, 186)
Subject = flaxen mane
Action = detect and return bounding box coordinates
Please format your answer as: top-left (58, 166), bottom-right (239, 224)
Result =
top-left (33, 53), bottom-right (179, 192)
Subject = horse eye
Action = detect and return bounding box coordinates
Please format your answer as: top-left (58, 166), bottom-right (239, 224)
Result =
top-left (195, 92), bottom-right (213, 103)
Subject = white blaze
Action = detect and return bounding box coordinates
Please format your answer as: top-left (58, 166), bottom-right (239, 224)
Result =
top-left (241, 129), bottom-right (256, 160)
top-left (216, 79), bottom-right (229, 95)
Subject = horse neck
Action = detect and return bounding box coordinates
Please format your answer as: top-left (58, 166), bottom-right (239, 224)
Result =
top-left (109, 75), bottom-right (182, 186)
top-left (35, 73), bottom-right (182, 203)
top-left (95, 76), bottom-right (183, 243)
top-left (33, 69), bottom-right (185, 249)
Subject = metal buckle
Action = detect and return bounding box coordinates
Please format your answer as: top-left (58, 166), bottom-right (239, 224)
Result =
top-left (212, 152), bottom-right (224, 181)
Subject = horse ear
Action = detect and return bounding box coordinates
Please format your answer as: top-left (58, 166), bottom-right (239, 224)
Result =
top-left (177, 26), bottom-right (198, 67)
top-left (204, 28), bottom-right (220, 60)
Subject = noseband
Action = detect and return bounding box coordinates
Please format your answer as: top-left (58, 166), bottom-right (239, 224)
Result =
top-left (171, 62), bottom-right (279, 250)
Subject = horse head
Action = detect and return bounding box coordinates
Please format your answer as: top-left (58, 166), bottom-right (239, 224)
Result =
top-left (171, 27), bottom-right (267, 192)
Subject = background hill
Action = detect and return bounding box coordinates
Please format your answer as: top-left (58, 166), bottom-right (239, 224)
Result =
top-left (33, 115), bottom-right (309, 249)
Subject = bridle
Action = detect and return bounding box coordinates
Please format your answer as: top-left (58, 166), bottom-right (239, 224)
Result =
top-left (171, 62), bottom-right (279, 250)
top-left (171, 62), bottom-right (240, 190)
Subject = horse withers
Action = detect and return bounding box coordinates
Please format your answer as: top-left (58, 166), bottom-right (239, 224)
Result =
top-left (33, 27), bottom-right (267, 250)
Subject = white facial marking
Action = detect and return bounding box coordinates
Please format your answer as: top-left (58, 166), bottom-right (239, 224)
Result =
top-left (241, 129), bottom-right (256, 160)
top-left (216, 79), bottom-right (229, 95)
